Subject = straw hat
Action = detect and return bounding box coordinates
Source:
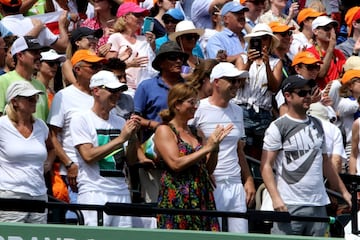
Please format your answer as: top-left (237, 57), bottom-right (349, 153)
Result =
top-left (168, 20), bottom-right (204, 41)
top-left (244, 23), bottom-right (279, 49)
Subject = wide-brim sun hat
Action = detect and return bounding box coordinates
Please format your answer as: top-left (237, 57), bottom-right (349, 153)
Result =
top-left (244, 23), bottom-right (280, 49)
top-left (168, 20), bottom-right (204, 41)
top-left (152, 41), bottom-right (189, 71)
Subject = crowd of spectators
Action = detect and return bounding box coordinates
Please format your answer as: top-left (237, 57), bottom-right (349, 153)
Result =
top-left (0, 0), bottom-right (359, 237)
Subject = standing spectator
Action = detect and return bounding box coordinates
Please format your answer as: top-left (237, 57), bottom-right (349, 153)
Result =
top-left (261, 75), bottom-right (351, 236)
top-left (241, 0), bottom-right (266, 34)
top-left (0, 36), bottom-right (48, 120)
top-left (47, 49), bottom-right (104, 221)
top-left (149, 0), bottom-right (177, 38)
top-left (289, 8), bottom-right (323, 60)
top-left (0, 0), bottom-right (69, 53)
top-left (234, 23), bottom-right (282, 160)
top-left (0, 81), bottom-right (54, 223)
top-left (155, 83), bottom-right (232, 230)
top-left (155, 8), bottom-right (184, 52)
top-left (337, 7), bottom-right (360, 59)
top-left (70, 70), bottom-right (140, 226)
top-left (206, 1), bottom-right (249, 61)
top-left (307, 16), bottom-right (346, 89)
top-left (81, 0), bottom-right (119, 55)
top-left (259, 0), bottom-right (299, 29)
top-left (134, 41), bottom-right (187, 203)
top-left (106, 2), bottom-right (157, 95)
top-left (192, 62), bottom-right (255, 233)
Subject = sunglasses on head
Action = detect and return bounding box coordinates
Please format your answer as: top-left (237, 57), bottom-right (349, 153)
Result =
top-left (304, 64), bottom-right (320, 71)
top-left (275, 30), bottom-right (293, 37)
top-left (166, 53), bottom-right (185, 62)
top-left (292, 89), bottom-right (312, 97)
top-left (163, 18), bottom-right (180, 24)
top-left (182, 34), bottom-right (200, 41)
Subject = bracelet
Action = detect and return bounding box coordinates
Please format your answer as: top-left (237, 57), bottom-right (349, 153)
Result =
top-left (65, 161), bottom-right (74, 170)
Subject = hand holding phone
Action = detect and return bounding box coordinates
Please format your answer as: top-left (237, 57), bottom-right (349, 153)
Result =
top-left (249, 37), bottom-right (262, 57)
top-left (142, 17), bottom-right (154, 35)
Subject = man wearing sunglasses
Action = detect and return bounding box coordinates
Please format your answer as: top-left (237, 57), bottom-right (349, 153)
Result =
top-left (261, 74), bottom-right (351, 236)
top-left (47, 49), bottom-right (105, 221)
top-left (307, 16), bottom-right (346, 90)
top-left (69, 70), bottom-right (140, 227)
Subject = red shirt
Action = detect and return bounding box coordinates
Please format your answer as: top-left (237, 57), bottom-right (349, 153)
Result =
top-left (307, 45), bottom-right (346, 89)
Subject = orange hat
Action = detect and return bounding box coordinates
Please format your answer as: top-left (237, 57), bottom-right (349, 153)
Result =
top-left (240, 0), bottom-right (246, 4)
top-left (297, 8), bottom-right (324, 25)
top-left (71, 50), bottom-right (105, 66)
top-left (341, 70), bottom-right (360, 85)
top-left (345, 7), bottom-right (360, 36)
top-left (0, 0), bottom-right (21, 7)
top-left (268, 21), bottom-right (295, 33)
top-left (292, 51), bottom-right (322, 66)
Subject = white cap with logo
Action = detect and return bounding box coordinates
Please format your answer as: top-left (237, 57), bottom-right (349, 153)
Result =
top-left (210, 62), bottom-right (249, 83)
top-left (89, 70), bottom-right (128, 91)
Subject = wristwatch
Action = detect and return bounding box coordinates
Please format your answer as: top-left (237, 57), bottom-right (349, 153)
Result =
top-left (65, 161), bottom-right (74, 170)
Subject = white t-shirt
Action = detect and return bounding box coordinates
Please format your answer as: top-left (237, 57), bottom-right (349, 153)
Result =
top-left (263, 114), bottom-right (330, 206)
top-left (70, 110), bottom-right (129, 195)
top-left (107, 33), bottom-right (157, 90)
top-left (0, 116), bottom-right (49, 196)
top-left (47, 85), bottom-right (94, 174)
top-left (1, 14), bottom-right (58, 46)
top-left (192, 98), bottom-right (246, 180)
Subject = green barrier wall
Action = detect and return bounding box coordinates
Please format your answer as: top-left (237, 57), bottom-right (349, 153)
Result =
top-left (0, 223), bottom-right (344, 240)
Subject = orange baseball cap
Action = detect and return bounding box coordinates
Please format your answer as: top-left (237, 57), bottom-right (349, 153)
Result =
top-left (269, 21), bottom-right (295, 33)
top-left (341, 70), bottom-right (360, 85)
top-left (297, 8), bottom-right (324, 25)
top-left (71, 50), bottom-right (105, 66)
top-left (291, 51), bottom-right (322, 66)
top-left (0, 0), bottom-right (21, 7)
top-left (345, 7), bottom-right (360, 36)
top-left (240, 0), bottom-right (246, 4)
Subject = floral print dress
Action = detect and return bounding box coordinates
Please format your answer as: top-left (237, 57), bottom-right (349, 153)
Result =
top-left (157, 124), bottom-right (220, 231)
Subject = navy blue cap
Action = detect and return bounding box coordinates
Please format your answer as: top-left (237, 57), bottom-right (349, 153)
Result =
top-left (281, 75), bottom-right (316, 93)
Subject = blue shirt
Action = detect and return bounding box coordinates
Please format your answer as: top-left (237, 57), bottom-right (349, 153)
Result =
top-left (206, 28), bottom-right (247, 59)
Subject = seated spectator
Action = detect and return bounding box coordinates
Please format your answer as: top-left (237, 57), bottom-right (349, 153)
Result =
top-left (337, 6), bottom-right (360, 58)
top-left (241, 0), bottom-right (265, 34)
top-left (259, 0), bottom-right (299, 29)
top-left (148, 0), bottom-right (176, 38)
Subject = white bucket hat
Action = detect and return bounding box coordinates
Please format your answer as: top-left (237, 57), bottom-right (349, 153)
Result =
top-left (168, 20), bottom-right (205, 41)
top-left (244, 23), bottom-right (280, 49)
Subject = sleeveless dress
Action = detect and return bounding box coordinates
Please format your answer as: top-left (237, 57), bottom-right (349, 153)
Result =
top-left (157, 124), bottom-right (220, 231)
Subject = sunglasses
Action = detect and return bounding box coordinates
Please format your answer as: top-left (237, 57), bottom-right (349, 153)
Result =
top-left (132, 12), bottom-right (144, 18)
top-left (182, 34), bottom-right (199, 41)
top-left (163, 18), bottom-right (180, 24)
top-left (292, 89), bottom-right (312, 97)
top-left (222, 77), bottom-right (244, 85)
top-left (101, 85), bottom-right (122, 93)
top-left (304, 64), bottom-right (320, 71)
top-left (275, 31), bottom-right (293, 37)
top-left (166, 53), bottom-right (185, 62)
top-left (247, 0), bottom-right (265, 5)
top-left (44, 61), bottom-right (60, 67)
top-left (18, 95), bottom-right (39, 103)
top-left (318, 25), bottom-right (333, 32)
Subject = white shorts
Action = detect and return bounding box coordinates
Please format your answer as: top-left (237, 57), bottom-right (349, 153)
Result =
top-left (0, 190), bottom-right (47, 223)
top-left (214, 179), bottom-right (248, 233)
top-left (78, 190), bottom-right (132, 227)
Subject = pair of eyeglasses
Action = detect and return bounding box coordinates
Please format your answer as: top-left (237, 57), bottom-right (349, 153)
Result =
top-left (304, 64), bottom-right (320, 71)
top-left (275, 31), bottom-right (293, 37)
top-left (44, 61), bottom-right (60, 67)
top-left (222, 77), bottom-right (244, 85)
top-left (101, 85), bottom-right (123, 93)
top-left (292, 89), bottom-right (312, 97)
top-left (17, 95), bottom-right (39, 103)
top-left (182, 34), bottom-right (199, 41)
top-left (163, 18), bottom-right (180, 25)
top-left (318, 25), bottom-right (333, 32)
top-left (166, 53), bottom-right (185, 62)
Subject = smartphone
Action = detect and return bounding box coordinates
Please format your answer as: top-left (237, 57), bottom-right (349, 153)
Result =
top-left (142, 17), bottom-right (154, 35)
top-left (249, 37), bottom-right (262, 56)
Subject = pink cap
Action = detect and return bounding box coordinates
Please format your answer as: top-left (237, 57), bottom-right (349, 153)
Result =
top-left (116, 2), bottom-right (149, 17)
